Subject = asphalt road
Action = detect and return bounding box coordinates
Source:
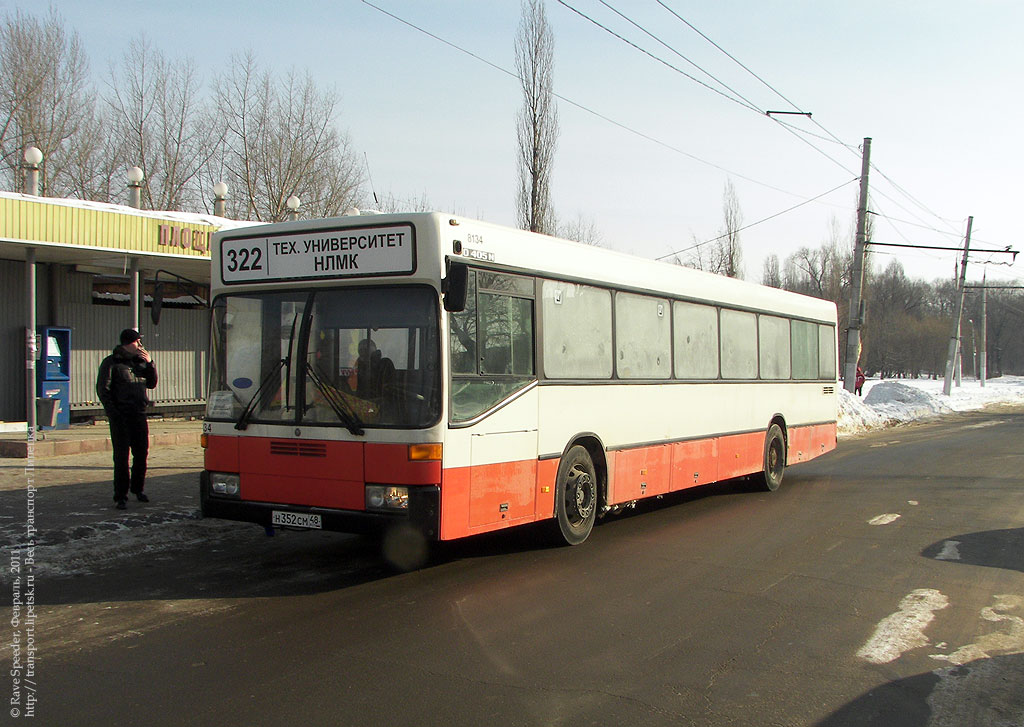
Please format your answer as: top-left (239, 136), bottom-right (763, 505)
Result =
top-left (2, 406), bottom-right (1023, 726)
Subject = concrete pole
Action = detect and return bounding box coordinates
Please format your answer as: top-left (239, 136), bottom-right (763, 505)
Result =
top-left (130, 257), bottom-right (141, 331)
top-left (25, 248), bottom-right (37, 438)
top-left (950, 319), bottom-right (958, 387)
top-left (843, 138), bottom-right (872, 393)
top-left (980, 272), bottom-right (988, 387)
top-left (942, 216), bottom-right (973, 396)
top-left (969, 320), bottom-right (977, 379)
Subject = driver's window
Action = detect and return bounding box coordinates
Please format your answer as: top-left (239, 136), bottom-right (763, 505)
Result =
top-left (450, 270), bottom-right (535, 423)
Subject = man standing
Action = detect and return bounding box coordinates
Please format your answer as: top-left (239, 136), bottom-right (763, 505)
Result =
top-left (96, 328), bottom-right (158, 509)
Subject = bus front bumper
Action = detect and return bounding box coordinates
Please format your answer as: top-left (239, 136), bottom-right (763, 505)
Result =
top-left (199, 471), bottom-right (440, 540)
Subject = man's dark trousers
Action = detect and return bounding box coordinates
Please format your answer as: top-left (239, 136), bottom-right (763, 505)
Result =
top-left (109, 412), bottom-right (149, 501)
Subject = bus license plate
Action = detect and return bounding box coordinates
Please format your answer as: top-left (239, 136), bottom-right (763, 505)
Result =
top-left (272, 511), bottom-right (322, 529)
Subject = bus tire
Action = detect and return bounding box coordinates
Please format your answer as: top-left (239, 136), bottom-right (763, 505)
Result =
top-left (756, 423), bottom-right (786, 492)
top-left (552, 445), bottom-right (597, 546)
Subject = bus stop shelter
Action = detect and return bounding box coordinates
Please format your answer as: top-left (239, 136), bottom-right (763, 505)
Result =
top-left (0, 190), bottom-right (258, 432)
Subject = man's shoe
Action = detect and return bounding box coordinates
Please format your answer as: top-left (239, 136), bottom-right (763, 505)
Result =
top-left (115, 500), bottom-right (127, 510)
top-left (135, 493), bottom-right (149, 503)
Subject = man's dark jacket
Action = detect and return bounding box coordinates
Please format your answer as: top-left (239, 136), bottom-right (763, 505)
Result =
top-left (96, 346), bottom-right (158, 416)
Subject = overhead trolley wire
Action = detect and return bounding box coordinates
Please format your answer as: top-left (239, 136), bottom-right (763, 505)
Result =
top-left (654, 0), bottom-right (965, 238)
top-left (869, 162), bottom-right (963, 234)
top-left (651, 179), bottom-right (860, 262)
top-left (360, 0), bottom-right (838, 200)
top-left (553, 0), bottom-right (760, 113)
top-left (558, 0), bottom-right (860, 177)
top-left (654, 0), bottom-right (855, 152)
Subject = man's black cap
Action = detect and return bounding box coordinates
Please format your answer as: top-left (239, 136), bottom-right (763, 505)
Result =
top-left (120, 328), bottom-right (143, 345)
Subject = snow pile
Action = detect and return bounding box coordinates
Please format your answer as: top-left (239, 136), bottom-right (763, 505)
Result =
top-left (863, 381), bottom-right (955, 421)
top-left (838, 375), bottom-right (1024, 436)
top-left (838, 388), bottom-right (890, 434)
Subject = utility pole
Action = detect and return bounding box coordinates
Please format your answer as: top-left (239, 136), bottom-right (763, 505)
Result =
top-left (980, 271), bottom-right (987, 387)
top-left (843, 138), bottom-right (872, 393)
top-left (950, 317), bottom-right (958, 387)
top-left (942, 216), bottom-right (973, 396)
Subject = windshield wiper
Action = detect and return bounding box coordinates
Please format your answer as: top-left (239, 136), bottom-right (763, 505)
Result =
top-left (235, 312), bottom-right (300, 430)
top-left (235, 358), bottom-right (286, 431)
top-left (304, 362), bottom-right (365, 436)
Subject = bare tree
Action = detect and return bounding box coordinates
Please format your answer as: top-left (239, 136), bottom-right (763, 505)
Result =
top-left (58, 110), bottom-right (119, 201)
top-left (106, 37), bottom-right (219, 211)
top-left (0, 7), bottom-right (95, 196)
top-left (762, 253), bottom-right (781, 288)
top-left (514, 0), bottom-right (558, 234)
top-left (680, 179), bottom-right (744, 277)
top-left (718, 179), bottom-right (743, 278)
top-left (559, 212), bottom-right (603, 246)
top-left (373, 189), bottom-right (433, 214)
top-left (212, 52), bottom-right (363, 221)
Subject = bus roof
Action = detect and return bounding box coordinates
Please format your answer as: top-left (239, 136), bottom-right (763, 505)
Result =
top-left (214, 211), bottom-right (838, 324)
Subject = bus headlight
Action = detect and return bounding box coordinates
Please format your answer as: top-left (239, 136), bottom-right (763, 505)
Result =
top-left (210, 472), bottom-right (241, 498)
top-left (365, 485), bottom-right (409, 512)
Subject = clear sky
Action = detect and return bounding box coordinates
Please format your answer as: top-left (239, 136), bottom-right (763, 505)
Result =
top-left (9, 0), bottom-right (1023, 286)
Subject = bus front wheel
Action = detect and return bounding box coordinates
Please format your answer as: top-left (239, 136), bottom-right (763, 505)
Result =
top-left (756, 424), bottom-right (786, 492)
top-left (552, 445), bottom-right (597, 546)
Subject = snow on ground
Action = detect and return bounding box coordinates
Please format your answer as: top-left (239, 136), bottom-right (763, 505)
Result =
top-left (838, 375), bottom-right (1024, 436)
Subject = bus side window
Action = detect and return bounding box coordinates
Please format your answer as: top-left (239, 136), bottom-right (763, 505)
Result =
top-left (450, 271), bottom-right (536, 423)
top-left (479, 293), bottom-right (534, 376)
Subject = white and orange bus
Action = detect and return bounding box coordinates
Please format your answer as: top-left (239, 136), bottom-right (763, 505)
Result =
top-left (201, 212), bottom-right (837, 562)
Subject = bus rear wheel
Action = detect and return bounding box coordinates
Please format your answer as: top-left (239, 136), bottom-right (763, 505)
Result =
top-left (552, 445), bottom-right (597, 546)
top-left (756, 423), bottom-right (786, 492)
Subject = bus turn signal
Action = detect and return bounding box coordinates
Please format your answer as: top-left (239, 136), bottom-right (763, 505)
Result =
top-left (408, 443), bottom-right (442, 461)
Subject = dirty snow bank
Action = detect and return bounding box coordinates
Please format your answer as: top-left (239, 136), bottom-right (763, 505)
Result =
top-left (838, 375), bottom-right (1024, 436)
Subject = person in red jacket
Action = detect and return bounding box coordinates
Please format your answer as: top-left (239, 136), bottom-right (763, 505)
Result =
top-left (855, 365), bottom-right (866, 396)
top-left (96, 329), bottom-right (158, 509)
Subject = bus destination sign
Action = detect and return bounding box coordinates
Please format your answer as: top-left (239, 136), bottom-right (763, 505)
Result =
top-left (220, 224), bottom-right (415, 283)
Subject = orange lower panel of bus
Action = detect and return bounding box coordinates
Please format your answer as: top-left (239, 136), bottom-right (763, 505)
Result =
top-left (206, 422), bottom-right (836, 541)
top-left (204, 435), bottom-right (442, 510)
top-left (439, 423), bottom-right (836, 541)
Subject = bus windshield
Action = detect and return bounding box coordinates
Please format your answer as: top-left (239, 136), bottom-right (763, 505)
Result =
top-left (207, 286), bottom-right (441, 428)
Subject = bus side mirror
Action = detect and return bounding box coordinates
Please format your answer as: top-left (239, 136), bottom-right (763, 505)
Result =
top-left (150, 282), bottom-right (165, 325)
top-left (443, 262), bottom-right (468, 312)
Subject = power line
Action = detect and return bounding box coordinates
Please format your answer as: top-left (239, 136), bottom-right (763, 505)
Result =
top-left (360, 0), bottom-right (841, 201)
top-left (558, 0), bottom-right (859, 176)
top-left (654, 0), bottom-right (854, 152)
top-left (655, 178), bottom-right (857, 261)
top-left (868, 210), bottom-right (967, 238)
top-left (553, 0), bottom-right (759, 113)
top-left (595, 0), bottom-right (764, 113)
top-left (595, 2), bottom-right (856, 149)
top-left (868, 162), bottom-right (962, 234)
top-left (654, 1), bottom-right (962, 237)
top-left (654, 2), bottom-right (804, 119)
top-left (361, 0), bottom-right (979, 264)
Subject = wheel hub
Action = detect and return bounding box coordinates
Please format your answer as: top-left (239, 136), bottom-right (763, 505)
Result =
top-left (568, 467), bottom-right (594, 521)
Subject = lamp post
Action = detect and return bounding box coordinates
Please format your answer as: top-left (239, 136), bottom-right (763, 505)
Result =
top-left (23, 146), bottom-right (43, 196)
top-left (127, 166), bottom-right (144, 208)
top-left (213, 181), bottom-right (229, 217)
top-left (286, 195), bottom-right (301, 221)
